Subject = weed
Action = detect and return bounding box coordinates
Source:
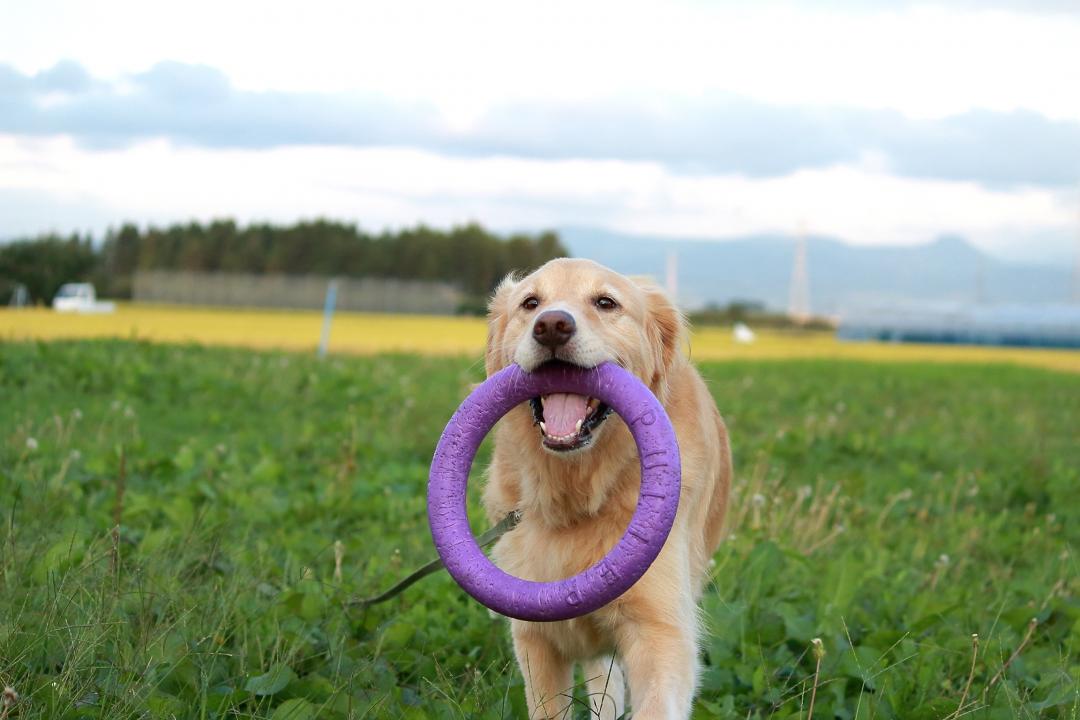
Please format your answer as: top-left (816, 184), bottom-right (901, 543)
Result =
top-left (0, 341), bottom-right (1077, 718)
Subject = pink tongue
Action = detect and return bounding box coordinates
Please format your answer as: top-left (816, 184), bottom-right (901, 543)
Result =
top-left (543, 393), bottom-right (589, 436)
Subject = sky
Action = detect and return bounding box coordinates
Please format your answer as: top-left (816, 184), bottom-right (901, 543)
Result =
top-left (1, 0), bottom-right (1079, 265)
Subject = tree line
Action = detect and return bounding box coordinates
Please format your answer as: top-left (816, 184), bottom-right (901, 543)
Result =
top-left (1, 219), bottom-right (568, 310)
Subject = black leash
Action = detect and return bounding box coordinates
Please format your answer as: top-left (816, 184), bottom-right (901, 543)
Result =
top-left (348, 510), bottom-right (522, 609)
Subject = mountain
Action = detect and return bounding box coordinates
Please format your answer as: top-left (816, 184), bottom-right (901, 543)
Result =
top-left (559, 227), bottom-right (1075, 315)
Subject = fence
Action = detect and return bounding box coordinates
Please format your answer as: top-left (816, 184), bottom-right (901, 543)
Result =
top-left (133, 271), bottom-right (465, 315)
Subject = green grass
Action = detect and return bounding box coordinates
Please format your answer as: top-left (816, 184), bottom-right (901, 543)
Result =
top-left (0, 340), bottom-right (1077, 719)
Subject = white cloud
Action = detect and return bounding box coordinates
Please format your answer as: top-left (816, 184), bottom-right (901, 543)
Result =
top-left (3, 1), bottom-right (1080, 122)
top-left (1, 134), bottom-right (1074, 263)
top-left (9, 60), bottom-right (1080, 187)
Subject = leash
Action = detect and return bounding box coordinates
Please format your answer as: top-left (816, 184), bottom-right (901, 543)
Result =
top-left (348, 510), bottom-right (522, 609)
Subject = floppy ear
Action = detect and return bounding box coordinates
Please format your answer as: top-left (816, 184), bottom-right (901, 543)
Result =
top-left (485, 273), bottom-right (519, 376)
top-left (633, 277), bottom-right (685, 391)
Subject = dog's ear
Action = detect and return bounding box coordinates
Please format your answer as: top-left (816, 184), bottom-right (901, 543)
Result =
top-left (633, 276), bottom-right (685, 390)
top-left (485, 273), bottom-right (518, 376)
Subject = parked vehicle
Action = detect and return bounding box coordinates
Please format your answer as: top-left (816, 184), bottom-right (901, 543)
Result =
top-left (52, 283), bottom-right (116, 313)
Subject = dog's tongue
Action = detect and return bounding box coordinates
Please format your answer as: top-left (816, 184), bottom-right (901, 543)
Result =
top-left (543, 393), bottom-right (588, 436)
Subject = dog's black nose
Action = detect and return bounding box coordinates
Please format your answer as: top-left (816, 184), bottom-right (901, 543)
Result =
top-left (533, 310), bottom-right (576, 348)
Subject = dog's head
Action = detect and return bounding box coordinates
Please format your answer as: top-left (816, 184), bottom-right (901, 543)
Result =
top-left (486, 258), bottom-right (684, 454)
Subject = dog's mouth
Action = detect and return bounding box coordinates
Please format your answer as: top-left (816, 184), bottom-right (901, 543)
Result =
top-left (529, 392), bottom-right (614, 452)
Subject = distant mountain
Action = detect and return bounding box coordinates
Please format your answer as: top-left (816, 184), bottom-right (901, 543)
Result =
top-left (560, 227), bottom-right (1074, 315)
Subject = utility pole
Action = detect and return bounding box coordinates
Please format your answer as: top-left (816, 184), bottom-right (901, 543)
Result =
top-left (975, 253), bottom-right (986, 305)
top-left (665, 249), bottom-right (679, 304)
top-left (1073, 192), bottom-right (1080, 302)
top-left (788, 224), bottom-right (811, 323)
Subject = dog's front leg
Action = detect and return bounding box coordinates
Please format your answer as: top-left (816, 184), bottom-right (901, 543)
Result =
top-left (583, 655), bottom-right (626, 720)
top-left (616, 611), bottom-right (699, 719)
top-left (511, 621), bottom-right (574, 719)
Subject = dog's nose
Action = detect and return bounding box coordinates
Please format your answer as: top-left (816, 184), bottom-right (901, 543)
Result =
top-left (532, 310), bottom-right (576, 348)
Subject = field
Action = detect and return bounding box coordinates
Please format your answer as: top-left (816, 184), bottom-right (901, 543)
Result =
top-left (2, 304), bottom-right (1079, 373)
top-left (0, 324), bottom-right (1078, 718)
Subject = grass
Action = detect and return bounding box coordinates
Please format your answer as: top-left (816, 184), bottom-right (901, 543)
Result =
top-left (0, 339), bottom-right (1077, 719)
top-left (2, 304), bottom-right (1079, 373)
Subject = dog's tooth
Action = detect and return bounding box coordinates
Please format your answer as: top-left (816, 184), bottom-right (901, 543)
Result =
top-left (575, 419), bottom-right (583, 433)
top-left (540, 396), bottom-right (547, 407)
top-left (539, 421), bottom-right (547, 434)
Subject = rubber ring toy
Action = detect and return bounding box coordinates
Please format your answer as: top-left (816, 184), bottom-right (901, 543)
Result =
top-left (427, 361), bottom-right (681, 622)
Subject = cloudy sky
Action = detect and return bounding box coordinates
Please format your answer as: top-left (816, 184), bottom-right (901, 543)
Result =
top-left (2, 0), bottom-right (1079, 264)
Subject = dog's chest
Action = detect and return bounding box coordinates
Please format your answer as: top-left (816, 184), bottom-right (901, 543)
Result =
top-left (496, 512), bottom-right (628, 581)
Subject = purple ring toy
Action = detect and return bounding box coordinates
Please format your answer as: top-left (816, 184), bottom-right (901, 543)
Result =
top-left (427, 361), bottom-right (681, 622)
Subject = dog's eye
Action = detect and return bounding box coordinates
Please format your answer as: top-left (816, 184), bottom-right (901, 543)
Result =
top-left (595, 296), bottom-right (618, 311)
top-left (521, 296), bottom-right (540, 310)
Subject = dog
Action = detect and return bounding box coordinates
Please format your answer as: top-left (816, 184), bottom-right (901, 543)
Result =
top-left (483, 258), bottom-right (732, 719)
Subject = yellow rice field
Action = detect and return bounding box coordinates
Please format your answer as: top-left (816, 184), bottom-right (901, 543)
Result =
top-left (2, 304), bottom-right (1078, 373)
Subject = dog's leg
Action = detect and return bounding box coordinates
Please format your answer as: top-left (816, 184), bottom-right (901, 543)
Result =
top-left (616, 614), bottom-right (699, 720)
top-left (512, 621), bottom-right (574, 719)
top-left (583, 655), bottom-right (625, 720)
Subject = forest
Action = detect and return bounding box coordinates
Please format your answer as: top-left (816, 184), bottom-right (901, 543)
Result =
top-left (0, 220), bottom-right (567, 307)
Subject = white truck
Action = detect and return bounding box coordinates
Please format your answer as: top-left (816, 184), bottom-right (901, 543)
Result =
top-left (52, 283), bottom-right (116, 313)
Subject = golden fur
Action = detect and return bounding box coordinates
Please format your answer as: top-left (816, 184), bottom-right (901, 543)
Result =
top-left (483, 258), bottom-right (732, 719)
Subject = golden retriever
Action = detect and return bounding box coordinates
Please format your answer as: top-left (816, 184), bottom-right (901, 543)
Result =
top-left (483, 258), bottom-right (732, 719)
